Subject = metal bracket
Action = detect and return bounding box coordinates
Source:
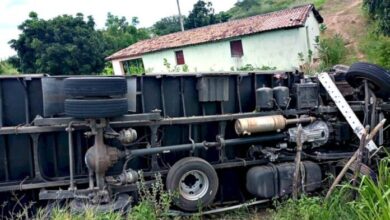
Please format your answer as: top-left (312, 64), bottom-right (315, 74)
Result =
top-left (318, 72), bottom-right (377, 151)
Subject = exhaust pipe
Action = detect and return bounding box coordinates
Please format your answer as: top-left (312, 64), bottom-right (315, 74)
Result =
top-left (235, 115), bottom-right (316, 135)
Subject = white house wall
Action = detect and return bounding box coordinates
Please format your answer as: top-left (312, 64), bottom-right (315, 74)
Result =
top-left (303, 11), bottom-right (321, 59)
top-left (112, 11), bottom-right (320, 74)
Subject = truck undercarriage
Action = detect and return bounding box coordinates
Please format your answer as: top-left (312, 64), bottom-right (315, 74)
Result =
top-left (0, 62), bottom-right (389, 214)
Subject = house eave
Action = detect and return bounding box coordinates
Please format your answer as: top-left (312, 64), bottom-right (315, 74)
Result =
top-left (106, 25), bottom-right (305, 61)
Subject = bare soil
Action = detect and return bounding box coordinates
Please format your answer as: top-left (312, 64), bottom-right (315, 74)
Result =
top-left (320, 0), bottom-right (367, 60)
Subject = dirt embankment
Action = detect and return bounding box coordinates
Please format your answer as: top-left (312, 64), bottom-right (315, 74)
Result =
top-left (320, 0), bottom-right (366, 59)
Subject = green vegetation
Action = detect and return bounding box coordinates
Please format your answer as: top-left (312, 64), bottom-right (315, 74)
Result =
top-left (184, 0), bottom-right (231, 29)
top-left (131, 173), bottom-right (174, 219)
top-left (363, 0), bottom-right (390, 35)
top-left (272, 156), bottom-right (390, 220)
top-left (227, 0), bottom-right (327, 20)
top-left (9, 12), bottom-right (149, 75)
top-left (317, 34), bottom-right (347, 70)
top-left (152, 1), bottom-right (231, 36)
top-left (9, 12), bottom-right (105, 74)
top-left (0, 60), bottom-right (18, 74)
top-left (152, 16), bottom-right (183, 36)
top-left (14, 155), bottom-right (389, 220)
top-left (360, 26), bottom-right (390, 69)
top-left (235, 64), bottom-right (277, 71)
top-left (101, 13), bottom-right (149, 57)
top-left (123, 58), bottom-right (145, 75)
top-left (359, 7), bottom-right (390, 70)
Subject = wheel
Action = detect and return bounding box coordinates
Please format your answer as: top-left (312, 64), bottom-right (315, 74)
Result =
top-left (345, 62), bottom-right (390, 99)
top-left (64, 77), bottom-right (127, 97)
top-left (65, 98), bottom-right (128, 118)
top-left (166, 157), bottom-right (218, 212)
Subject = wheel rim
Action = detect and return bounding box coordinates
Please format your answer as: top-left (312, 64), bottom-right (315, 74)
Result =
top-left (179, 170), bottom-right (209, 201)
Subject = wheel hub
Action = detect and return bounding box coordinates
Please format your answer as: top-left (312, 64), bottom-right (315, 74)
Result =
top-left (179, 170), bottom-right (209, 201)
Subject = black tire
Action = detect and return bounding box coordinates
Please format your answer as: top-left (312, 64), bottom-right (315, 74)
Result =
top-left (166, 157), bottom-right (218, 212)
top-left (64, 77), bottom-right (127, 97)
top-left (65, 98), bottom-right (128, 118)
top-left (345, 62), bottom-right (390, 99)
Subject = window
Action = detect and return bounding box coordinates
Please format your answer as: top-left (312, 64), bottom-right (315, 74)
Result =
top-left (175, 50), bottom-right (185, 65)
top-left (122, 58), bottom-right (144, 75)
top-left (230, 40), bottom-right (243, 57)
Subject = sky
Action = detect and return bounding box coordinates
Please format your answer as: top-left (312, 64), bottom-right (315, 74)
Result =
top-left (0, 0), bottom-right (237, 59)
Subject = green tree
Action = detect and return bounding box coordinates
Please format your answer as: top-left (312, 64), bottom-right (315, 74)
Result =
top-left (9, 12), bottom-right (105, 75)
top-left (152, 16), bottom-right (184, 36)
top-left (185, 1), bottom-right (231, 29)
top-left (101, 13), bottom-right (150, 57)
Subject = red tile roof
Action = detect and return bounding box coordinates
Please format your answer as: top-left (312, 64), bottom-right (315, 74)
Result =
top-left (106, 4), bottom-right (322, 61)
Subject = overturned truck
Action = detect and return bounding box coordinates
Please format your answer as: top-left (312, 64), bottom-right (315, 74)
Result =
top-left (0, 62), bottom-right (389, 212)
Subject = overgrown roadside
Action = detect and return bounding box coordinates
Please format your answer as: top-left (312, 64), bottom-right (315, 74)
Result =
top-left (321, 0), bottom-right (366, 61)
top-left (320, 0), bottom-right (390, 68)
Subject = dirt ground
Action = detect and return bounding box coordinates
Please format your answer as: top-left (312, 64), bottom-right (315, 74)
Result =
top-left (320, 0), bottom-right (366, 60)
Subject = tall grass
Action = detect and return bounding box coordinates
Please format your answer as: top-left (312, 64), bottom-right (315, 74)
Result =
top-left (352, 157), bottom-right (390, 220)
top-left (272, 156), bottom-right (390, 220)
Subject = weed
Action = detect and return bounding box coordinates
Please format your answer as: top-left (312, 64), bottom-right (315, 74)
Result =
top-left (298, 50), bottom-right (318, 75)
top-left (131, 172), bottom-right (174, 219)
top-left (182, 64), bottom-right (189, 72)
top-left (272, 156), bottom-right (390, 220)
top-left (236, 64), bottom-right (276, 71)
top-left (317, 34), bottom-right (347, 71)
top-left (163, 58), bottom-right (171, 72)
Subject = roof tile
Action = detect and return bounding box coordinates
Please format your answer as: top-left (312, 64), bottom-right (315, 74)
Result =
top-left (107, 4), bottom-right (321, 60)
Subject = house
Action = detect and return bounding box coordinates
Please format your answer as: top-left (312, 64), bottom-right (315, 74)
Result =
top-left (106, 4), bottom-right (323, 75)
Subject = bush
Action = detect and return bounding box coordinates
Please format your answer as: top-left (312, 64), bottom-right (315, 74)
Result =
top-left (317, 34), bottom-right (347, 71)
top-left (360, 29), bottom-right (390, 69)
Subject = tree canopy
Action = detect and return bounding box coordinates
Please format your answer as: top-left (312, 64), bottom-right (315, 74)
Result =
top-left (152, 16), bottom-right (183, 36)
top-left (101, 13), bottom-right (149, 57)
top-left (9, 12), bottom-right (150, 75)
top-left (10, 12), bottom-right (105, 74)
top-left (185, 0), bottom-right (231, 29)
top-left (152, 1), bottom-right (231, 36)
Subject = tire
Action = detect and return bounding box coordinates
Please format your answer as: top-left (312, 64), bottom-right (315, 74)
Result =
top-left (64, 77), bottom-right (127, 97)
top-left (345, 62), bottom-right (390, 99)
top-left (65, 98), bottom-right (128, 118)
top-left (166, 157), bottom-right (218, 212)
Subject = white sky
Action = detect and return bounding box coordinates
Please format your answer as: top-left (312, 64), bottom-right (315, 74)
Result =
top-left (0, 0), bottom-right (237, 59)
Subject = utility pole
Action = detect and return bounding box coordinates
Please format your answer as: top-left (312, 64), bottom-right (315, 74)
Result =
top-left (176, 0), bottom-right (184, 31)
